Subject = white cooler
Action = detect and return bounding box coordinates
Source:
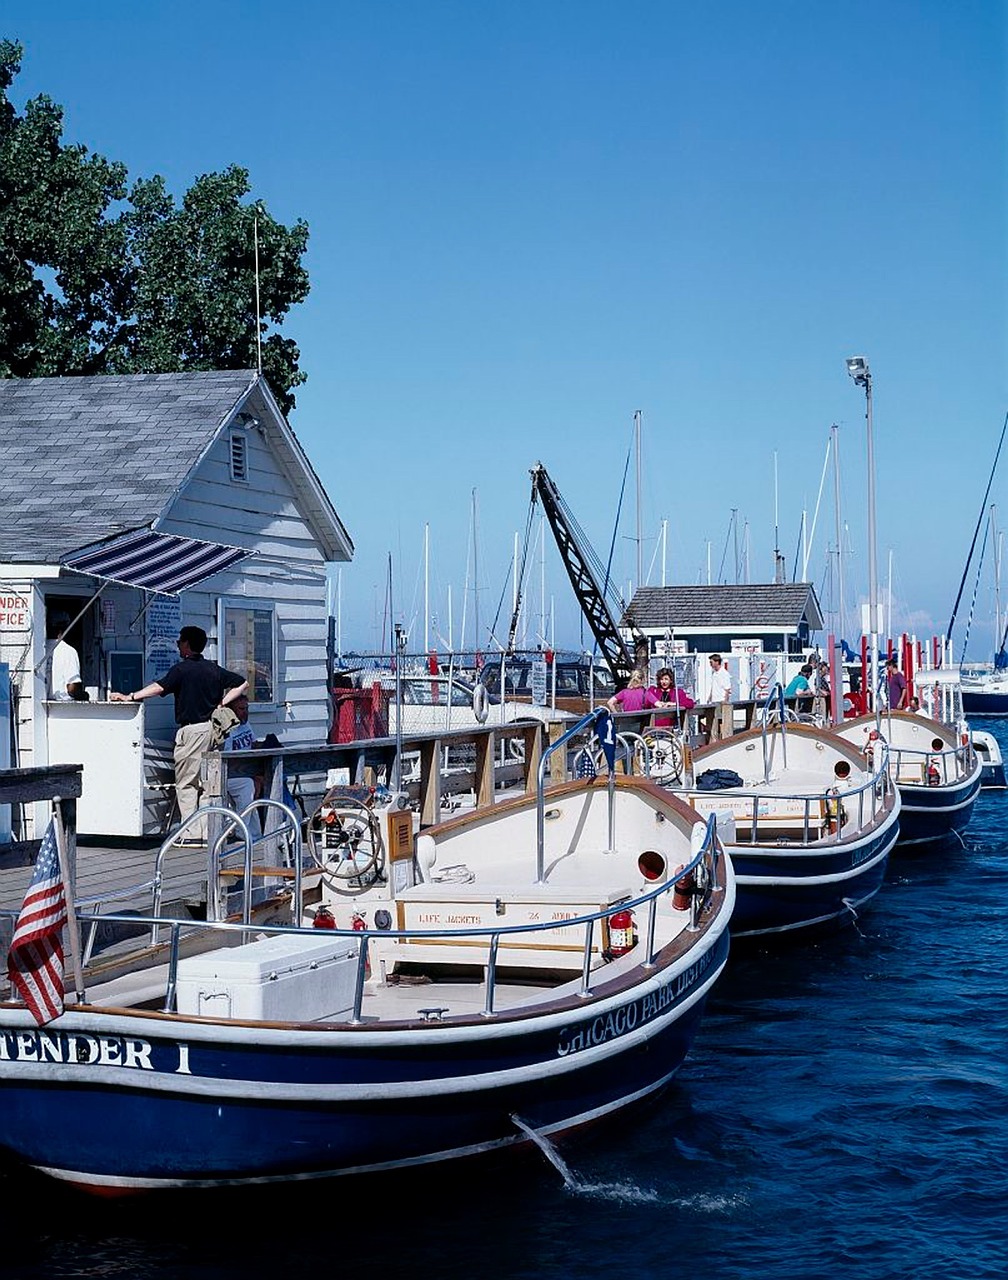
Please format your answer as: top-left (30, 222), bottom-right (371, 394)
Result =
top-left (175, 933), bottom-right (360, 1022)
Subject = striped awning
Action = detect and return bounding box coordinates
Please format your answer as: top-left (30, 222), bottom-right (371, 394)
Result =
top-left (62, 528), bottom-right (252, 595)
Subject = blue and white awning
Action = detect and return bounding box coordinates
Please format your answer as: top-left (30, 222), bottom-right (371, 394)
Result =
top-left (62, 528), bottom-right (252, 595)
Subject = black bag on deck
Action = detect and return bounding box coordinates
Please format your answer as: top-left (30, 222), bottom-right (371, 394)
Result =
top-left (695, 768), bottom-right (744, 790)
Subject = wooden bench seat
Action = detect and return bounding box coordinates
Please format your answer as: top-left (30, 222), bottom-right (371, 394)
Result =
top-left (391, 880), bottom-right (635, 968)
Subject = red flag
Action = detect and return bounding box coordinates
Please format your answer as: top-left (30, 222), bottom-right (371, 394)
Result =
top-left (7, 819), bottom-right (67, 1025)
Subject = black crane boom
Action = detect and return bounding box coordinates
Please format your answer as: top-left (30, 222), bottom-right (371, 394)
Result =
top-left (527, 462), bottom-right (643, 689)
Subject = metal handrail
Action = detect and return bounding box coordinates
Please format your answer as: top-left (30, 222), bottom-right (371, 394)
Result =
top-left (212, 798), bottom-right (305, 921)
top-left (885, 738), bottom-right (977, 785)
top-left (51, 813), bottom-right (725, 1023)
top-left (759, 683), bottom-right (789, 779)
top-left (536, 707), bottom-right (607, 882)
top-left (696, 741), bottom-right (892, 846)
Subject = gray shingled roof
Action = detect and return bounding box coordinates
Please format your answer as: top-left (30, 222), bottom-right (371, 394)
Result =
top-left (627, 583), bottom-right (824, 632)
top-left (0, 370), bottom-right (257, 562)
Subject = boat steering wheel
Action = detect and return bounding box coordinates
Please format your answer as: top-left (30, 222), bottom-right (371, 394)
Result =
top-left (308, 797), bottom-right (385, 891)
top-left (638, 729), bottom-right (684, 784)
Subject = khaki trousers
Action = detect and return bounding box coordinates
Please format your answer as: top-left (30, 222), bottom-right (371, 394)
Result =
top-left (711, 702), bottom-right (733, 741)
top-left (174, 721), bottom-right (213, 833)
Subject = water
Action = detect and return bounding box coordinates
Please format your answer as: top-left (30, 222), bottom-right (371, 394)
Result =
top-left (4, 722), bottom-right (1007, 1280)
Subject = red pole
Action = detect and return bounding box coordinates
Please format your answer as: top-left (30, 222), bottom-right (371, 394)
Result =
top-left (903, 632), bottom-right (913, 700)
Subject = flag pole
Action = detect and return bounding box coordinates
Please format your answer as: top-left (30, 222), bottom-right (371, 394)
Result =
top-left (51, 798), bottom-right (86, 1004)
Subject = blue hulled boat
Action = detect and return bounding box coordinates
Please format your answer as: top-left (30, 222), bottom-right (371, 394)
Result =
top-left (833, 711), bottom-right (982, 848)
top-left (0, 712), bottom-right (734, 1195)
top-left (660, 712), bottom-right (899, 942)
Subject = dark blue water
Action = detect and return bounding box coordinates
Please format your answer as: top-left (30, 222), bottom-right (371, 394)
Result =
top-left (4, 722), bottom-right (1006, 1279)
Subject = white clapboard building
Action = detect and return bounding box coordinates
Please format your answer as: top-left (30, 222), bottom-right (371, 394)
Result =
top-left (0, 370), bottom-right (352, 839)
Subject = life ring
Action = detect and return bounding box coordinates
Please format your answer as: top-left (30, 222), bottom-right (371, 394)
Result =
top-left (473, 681), bottom-right (489, 724)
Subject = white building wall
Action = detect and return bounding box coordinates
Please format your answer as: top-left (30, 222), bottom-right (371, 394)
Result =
top-left (151, 418), bottom-right (334, 747)
top-left (2, 412), bottom-right (348, 838)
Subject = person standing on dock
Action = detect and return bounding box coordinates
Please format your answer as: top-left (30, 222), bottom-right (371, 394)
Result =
top-left (708, 653), bottom-right (733, 740)
top-left (885, 657), bottom-right (908, 711)
top-left (110, 626), bottom-right (247, 841)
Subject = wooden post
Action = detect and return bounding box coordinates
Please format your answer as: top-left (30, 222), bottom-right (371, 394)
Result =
top-left (419, 737), bottom-right (442, 828)
top-left (548, 721), bottom-right (567, 785)
top-left (522, 723), bottom-right (544, 795)
top-left (204, 750), bottom-right (224, 854)
top-left (473, 728), bottom-right (495, 809)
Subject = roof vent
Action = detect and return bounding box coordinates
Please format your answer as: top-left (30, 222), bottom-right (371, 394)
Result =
top-left (229, 430), bottom-right (249, 483)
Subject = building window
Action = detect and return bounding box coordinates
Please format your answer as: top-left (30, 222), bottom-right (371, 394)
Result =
top-left (229, 430), bottom-right (249, 482)
top-left (219, 600), bottom-right (275, 704)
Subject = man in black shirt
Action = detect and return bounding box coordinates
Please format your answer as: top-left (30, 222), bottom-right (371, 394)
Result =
top-left (111, 626), bottom-right (247, 839)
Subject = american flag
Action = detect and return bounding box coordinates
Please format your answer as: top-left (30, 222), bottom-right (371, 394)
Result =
top-left (574, 749), bottom-right (597, 780)
top-left (7, 819), bottom-right (67, 1026)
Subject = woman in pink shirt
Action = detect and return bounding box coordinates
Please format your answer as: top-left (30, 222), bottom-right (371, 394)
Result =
top-left (608, 668), bottom-right (651, 713)
top-left (649, 667), bottom-right (695, 727)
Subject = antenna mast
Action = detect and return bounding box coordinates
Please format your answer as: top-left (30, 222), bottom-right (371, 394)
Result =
top-left (253, 210), bottom-right (263, 375)
top-left (634, 410), bottom-right (643, 593)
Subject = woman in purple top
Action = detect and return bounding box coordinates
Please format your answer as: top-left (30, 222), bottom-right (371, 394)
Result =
top-left (649, 667), bottom-right (695, 727)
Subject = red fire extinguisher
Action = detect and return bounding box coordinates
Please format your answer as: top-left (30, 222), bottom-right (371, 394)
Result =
top-left (606, 908), bottom-right (637, 958)
top-left (673, 870), bottom-right (696, 911)
top-left (313, 904), bottom-right (336, 929)
top-left (927, 763), bottom-right (940, 786)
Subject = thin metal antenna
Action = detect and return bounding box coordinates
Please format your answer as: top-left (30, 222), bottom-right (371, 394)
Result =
top-left (773, 451), bottom-right (784, 583)
top-left (253, 211), bottom-right (263, 374)
top-left (634, 410), bottom-right (643, 595)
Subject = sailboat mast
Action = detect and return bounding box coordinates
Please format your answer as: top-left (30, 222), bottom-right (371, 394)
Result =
top-left (661, 519), bottom-right (667, 587)
top-left (540, 513), bottom-right (546, 645)
top-left (773, 452), bottom-right (787, 584)
top-left (424, 523), bottom-right (430, 654)
top-left (634, 410), bottom-right (643, 594)
top-left (472, 489), bottom-right (480, 653)
top-left (387, 553), bottom-right (394, 655)
top-left (832, 424), bottom-right (844, 642)
top-left (886, 549), bottom-right (893, 642)
top-left (994, 505), bottom-right (1001, 657)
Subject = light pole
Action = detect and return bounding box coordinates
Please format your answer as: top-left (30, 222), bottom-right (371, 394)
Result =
top-left (846, 355), bottom-right (879, 714)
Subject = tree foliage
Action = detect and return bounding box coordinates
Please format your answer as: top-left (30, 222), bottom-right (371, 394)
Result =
top-left (0, 39), bottom-right (309, 412)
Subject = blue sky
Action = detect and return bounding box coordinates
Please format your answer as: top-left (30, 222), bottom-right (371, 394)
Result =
top-left (5, 1), bottom-right (1007, 660)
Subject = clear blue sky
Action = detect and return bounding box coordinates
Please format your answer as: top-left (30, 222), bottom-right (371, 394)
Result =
top-left (5, 1), bottom-right (1007, 660)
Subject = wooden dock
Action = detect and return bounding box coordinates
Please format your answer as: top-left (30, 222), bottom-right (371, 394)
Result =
top-left (0, 719), bottom-right (552, 922)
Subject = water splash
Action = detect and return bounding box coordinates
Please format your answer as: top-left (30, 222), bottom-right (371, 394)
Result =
top-left (510, 1115), bottom-right (660, 1202)
top-left (842, 898), bottom-right (869, 939)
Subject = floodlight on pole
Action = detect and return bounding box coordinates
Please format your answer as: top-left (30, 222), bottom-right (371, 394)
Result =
top-left (846, 355), bottom-right (880, 714)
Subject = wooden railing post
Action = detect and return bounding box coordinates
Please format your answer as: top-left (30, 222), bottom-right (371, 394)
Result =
top-left (523, 723), bottom-right (544, 795)
top-left (419, 737), bottom-right (443, 827)
top-left (548, 721), bottom-right (567, 786)
top-left (474, 728), bottom-right (495, 809)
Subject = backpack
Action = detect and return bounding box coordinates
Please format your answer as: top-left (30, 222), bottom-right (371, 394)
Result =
top-left (695, 768), bottom-right (744, 790)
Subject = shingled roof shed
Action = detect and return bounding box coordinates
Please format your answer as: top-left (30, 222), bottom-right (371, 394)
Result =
top-left (0, 369), bottom-right (351, 564)
top-left (625, 582), bottom-right (824, 654)
top-left (0, 370), bottom-right (354, 840)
